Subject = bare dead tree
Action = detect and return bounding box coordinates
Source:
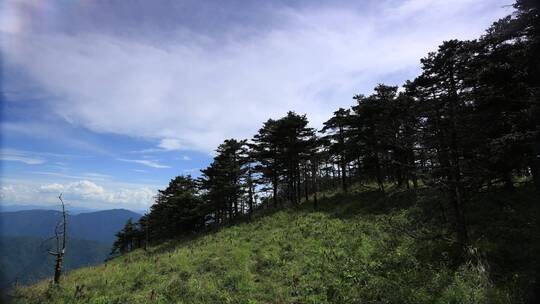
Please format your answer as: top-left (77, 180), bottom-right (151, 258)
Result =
top-left (48, 193), bottom-right (67, 284)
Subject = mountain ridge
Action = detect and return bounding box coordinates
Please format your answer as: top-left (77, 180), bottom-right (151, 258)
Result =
top-left (0, 209), bottom-right (142, 244)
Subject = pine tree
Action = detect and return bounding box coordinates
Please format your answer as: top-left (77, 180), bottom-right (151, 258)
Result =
top-left (200, 139), bottom-right (250, 224)
top-left (147, 176), bottom-right (205, 240)
top-left (321, 108), bottom-right (352, 192)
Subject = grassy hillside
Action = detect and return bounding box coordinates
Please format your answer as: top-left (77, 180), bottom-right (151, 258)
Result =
top-left (10, 185), bottom-right (539, 303)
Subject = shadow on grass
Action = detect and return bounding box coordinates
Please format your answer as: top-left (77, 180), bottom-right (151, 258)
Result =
top-left (302, 187), bottom-right (423, 219)
top-left (315, 182), bottom-right (540, 302)
top-left (147, 185), bottom-right (425, 256)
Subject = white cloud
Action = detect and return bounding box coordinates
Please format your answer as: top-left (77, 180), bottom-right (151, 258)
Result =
top-left (39, 183), bottom-right (65, 192)
top-left (158, 138), bottom-right (182, 151)
top-left (1, 184), bottom-right (42, 204)
top-left (117, 158), bottom-right (170, 169)
top-left (67, 180), bottom-right (106, 200)
top-left (1, 180), bottom-right (156, 210)
top-left (1, 0), bottom-right (511, 153)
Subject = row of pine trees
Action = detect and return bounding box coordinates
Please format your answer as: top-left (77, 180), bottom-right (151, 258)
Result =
top-left (111, 0), bottom-right (539, 257)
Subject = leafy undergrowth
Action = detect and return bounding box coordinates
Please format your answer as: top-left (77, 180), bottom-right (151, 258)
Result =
top-left (12, 185), bottom-right (538, 303)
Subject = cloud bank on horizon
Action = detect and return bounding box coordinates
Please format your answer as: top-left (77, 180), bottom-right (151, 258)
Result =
top-left (1, 179), bottom-right (155, 212)
top-left (0, 0), bottom-right (511, 209)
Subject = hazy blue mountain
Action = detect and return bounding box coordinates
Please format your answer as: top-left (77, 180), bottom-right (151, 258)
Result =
top-left (70, 209), bottom-right (142, 243)
top-left (0, 209), bottom-right (142, 243)
top-left (0, 236), bottom-right (110, 290)
top-left (0, 204), bottom-right (97, 214)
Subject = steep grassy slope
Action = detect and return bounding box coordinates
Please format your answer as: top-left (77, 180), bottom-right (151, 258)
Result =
top-left (11, 186), bottom-right (539, 303)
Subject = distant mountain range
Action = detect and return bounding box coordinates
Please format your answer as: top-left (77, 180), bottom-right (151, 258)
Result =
top-left (0, 209), bottom-right (142, 243)
top-left (1, 204), bottom-right (98, 214)
top-left (0, 236), bottom-right (110, 290)
top-left (0, 208), bottom-right (142, 290)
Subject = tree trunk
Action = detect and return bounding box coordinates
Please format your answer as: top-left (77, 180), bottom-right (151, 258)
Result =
top-left (451, 183), bottom-right (469, 254)
top-left (332, 164), bottom-right (337, 188)
top-left (396, 152), bottom-right (404, 188)
top-left (312, 160), bottom-right (319, 210)
top-left (53, 254), bottom-right (64, 284)
top-left (503, 170), bottom-right (515, 192)
top-left (304, 166), bottom-right (309, 203)
top-left (229, 198), bottom-right (234, 221)
top-left (145, 218), bottom-right (149, 251)
top-left (448, 74), bottom-right (469, 255)
top-left (531, 158), bottom-right (540, 193)
top-left (410, 150), bottom-right (418, 190)
top-left (296, 164), bottom-right (301, 205)
top-left (51, 194), bottom-right (67, 284)
top-left (272, 173), bottom-right (278, 208)
top-left (248, 177), bottom-right (254, 218)
top-left (340, 153), bottom-right (348, 192)
top-left (375, 153), bottom-right (385, 193)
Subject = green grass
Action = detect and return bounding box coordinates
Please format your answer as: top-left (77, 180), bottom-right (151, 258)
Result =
top-left (11, 185), bottom-right (538, 303)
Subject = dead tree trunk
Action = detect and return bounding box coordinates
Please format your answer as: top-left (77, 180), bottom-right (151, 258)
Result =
top-left (49, 194), bottom-right (67, 284)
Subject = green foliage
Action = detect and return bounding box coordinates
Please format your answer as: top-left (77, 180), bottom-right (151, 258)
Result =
top-left (200, 138), bottom-right (253, 224)
top-left (110, 218), bottom-right (140, 256)
top-left (147, 175), bottom-right (206, 241)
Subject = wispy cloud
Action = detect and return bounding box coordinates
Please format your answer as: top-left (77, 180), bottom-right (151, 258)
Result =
top-left (1, 148), bottom-right (45, 165)
top-left (128, 148), bottom-right (163, 154)
top-left (117, 158), bottom-right (170, 169)
top-left (1, 122), bottom-right (109, 155)
top-left (1, 154), bottom-right (45, 165)
top-left (31, 171), bottom-right (110, 181)
top-left (129, 139), bottom-right (184, 154)
top-left (81, 172), bottom-right (112, 179)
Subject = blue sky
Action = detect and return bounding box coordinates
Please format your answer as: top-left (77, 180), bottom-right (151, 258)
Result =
top-left (1, 0), bottom-right (511, 211)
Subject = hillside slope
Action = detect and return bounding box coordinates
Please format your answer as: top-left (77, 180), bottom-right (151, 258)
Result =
top-left (11, 186), bottom-right (539, 303)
